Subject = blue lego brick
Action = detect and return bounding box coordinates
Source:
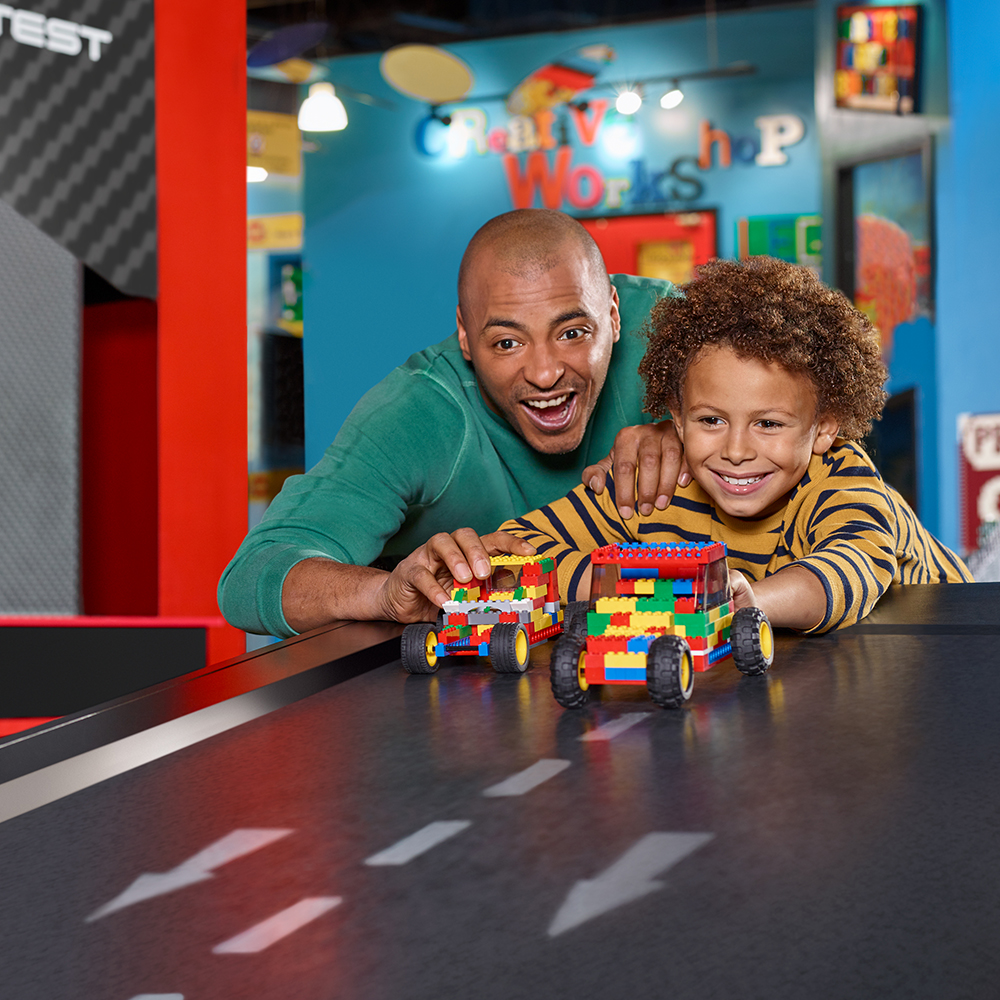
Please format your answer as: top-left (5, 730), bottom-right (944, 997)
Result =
top-left (626, 634), bottom-right (654, 654)
top-left (708, 641), bottom-right (732, 663)
top-left (673, 579), bottom-right (694, 595)
top-left (604, 666), bottom-right (647, 681)
top-left (622, 566), bottom-right (659, 579)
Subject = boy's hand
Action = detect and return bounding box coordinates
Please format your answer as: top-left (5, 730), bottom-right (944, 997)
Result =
top-left (582, 419), bottom-right (691, 520)
top-left (729, 571), bottom-right (759, 611)
top-left (377, 529), bottom-right (536, 622)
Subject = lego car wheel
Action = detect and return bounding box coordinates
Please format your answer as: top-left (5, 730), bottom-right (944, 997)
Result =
top-left (550, 632), bottom-right (590, 709)
top-left (489, 622), bottom-right (531, 673)
top-left (646, 634), bottom-right (694, 709)
top-left (563, 600), bottom-right (589, 636)
top-left (731, 607), bottom-right (774, 676)
top-left (401, 623), bottom-right (440, 674)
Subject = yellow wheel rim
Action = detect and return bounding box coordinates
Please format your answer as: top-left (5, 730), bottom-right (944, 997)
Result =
top-left (515, 628), bottom-right (528, 664)
top-left (425, 629), bottom-right (438, 667)
top-left (680, 651), bottom-right (692, 693)
top-left (759, 621), bottom-right (773, 659)
top-left (577, 649), bottom-right (589, 690)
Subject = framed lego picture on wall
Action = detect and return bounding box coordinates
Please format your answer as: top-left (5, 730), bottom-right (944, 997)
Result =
top-left (836, 141), bottom-right (933, 361)
top-left (835, 4), bottom-right (921, 114)
top-left (577, 211), bottom-right (717, 287)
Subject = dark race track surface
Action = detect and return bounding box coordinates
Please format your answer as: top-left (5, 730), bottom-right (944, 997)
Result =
top-left (1, 585), bottom-right (999, 1000)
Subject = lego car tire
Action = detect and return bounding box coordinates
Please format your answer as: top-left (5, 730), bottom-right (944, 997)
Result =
top-left (489, 622), bottom-right (531, 673)
top-left (563, 600), bottom-right (589, 637)
top-left (550, 631), bottom-right (590, 709)
top-left (401, 623), bottom-right (440, 674)
top-left (646, 634), bottom-right (694, 709)
top-left (731, 606), bottom-right (774, 676)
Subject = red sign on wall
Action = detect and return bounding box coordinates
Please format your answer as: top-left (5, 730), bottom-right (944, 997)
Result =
top-left (959, 413), bottom-right (1000, 554)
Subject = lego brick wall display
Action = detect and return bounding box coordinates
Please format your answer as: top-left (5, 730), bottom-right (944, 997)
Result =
top-left (835, 5), bottom-right (921, 114)
top-left (736, 213), bottom-right (822, 271)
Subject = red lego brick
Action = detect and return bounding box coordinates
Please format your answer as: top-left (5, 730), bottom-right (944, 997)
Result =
top-left (674, 597), bottom-right (697, 614)
top-left (616, 579), bottom-right (637, 595)
top-left (610, 612), bottom-right (632, 626)
top-left (499, 612), bottom-right (518, 623)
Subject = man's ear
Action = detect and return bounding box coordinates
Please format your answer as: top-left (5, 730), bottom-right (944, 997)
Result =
top-left (456, 306), bottom-right (472, 362)
top-left (812, 414), bottom-right (840, 455)
top-left (609, 287), bottom-right (621, 343)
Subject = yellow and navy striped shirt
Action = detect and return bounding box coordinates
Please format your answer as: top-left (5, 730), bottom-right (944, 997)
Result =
top-left (501, 440), bottom-right (972, 633)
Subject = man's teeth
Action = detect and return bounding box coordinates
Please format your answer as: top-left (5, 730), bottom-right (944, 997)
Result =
top-left (720, 473), bottom-right (765, 485)
top-left (525, 394), bottom-right (569, 409)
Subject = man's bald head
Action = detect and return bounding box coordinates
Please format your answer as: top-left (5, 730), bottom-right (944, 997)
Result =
top-left (458, 209), bottom-right (609, 317)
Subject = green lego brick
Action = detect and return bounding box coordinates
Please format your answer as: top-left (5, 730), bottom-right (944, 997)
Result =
top-left (673, 613), bottom-right (715, 637)
top-left (539, 557), bottom-right (555, 573)
top-left (453, 588), bottom-right (467, 602)
top-left (513, 586), bottom-right (525, 600)
top-left (653, 579), bottom-right (674, 600)
top-left (635, 599), bottom-right (674, 613)
top-left (587, 612), bottom-right (613, 634)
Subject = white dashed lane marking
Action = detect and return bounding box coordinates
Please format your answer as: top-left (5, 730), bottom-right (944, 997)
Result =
top-left (364, 820), bottom-right (471, 866)
top-left (482, 758), bottom-right (571, 797)
top-left (212, 897), bottom-right (342, 954)
top-left (578, 712), bottom-right (653, 742)
top-left (128, 994), bottom-right (184, 999)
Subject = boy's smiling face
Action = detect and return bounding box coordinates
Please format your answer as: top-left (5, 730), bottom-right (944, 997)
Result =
top-left (674, 344), bottom-right (839, 519)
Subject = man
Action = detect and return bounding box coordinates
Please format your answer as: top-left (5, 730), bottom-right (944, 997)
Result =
top-left (219, 209), bottom-right (687, 636)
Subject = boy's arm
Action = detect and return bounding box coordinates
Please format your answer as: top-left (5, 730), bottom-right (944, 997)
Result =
top-left (730, 567), bottom-right (829, 631)
top-left (782, 486), bottom-right (902, 633)
top-left (499, 481), bottom-right (635, 602)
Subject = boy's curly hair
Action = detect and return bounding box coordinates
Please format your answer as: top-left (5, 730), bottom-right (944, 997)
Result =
top-left (639, 256), bottom-right (888, 441)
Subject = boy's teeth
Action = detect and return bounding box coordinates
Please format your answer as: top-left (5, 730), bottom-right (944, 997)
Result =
top-left (721, 473), bottom-right (765, 485)
top-left (525, 394), bottom-right (569, 409)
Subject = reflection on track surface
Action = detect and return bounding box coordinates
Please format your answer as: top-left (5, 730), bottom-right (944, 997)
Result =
top-left (1, 619), bottom-right (999, 1000)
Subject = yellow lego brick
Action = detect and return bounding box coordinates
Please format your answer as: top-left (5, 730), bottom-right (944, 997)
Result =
top-left (595, 596), bottom-right (638, 614)
top-left (489, 590), bottom-right (516, 600)
top-left (631, 611), bottom-right (674, 628)
top-left (522, 585), bottom-right (547, 599)
top-left (490, 554), bottom-right (538, 566)
top-left (604, 651), bottom-right (647, 668)
top-left (632, 579), bottom-right (655, 595)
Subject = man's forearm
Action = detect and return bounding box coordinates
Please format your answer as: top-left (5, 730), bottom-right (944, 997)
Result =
top-left (281, 557), bottom-right (392, 632)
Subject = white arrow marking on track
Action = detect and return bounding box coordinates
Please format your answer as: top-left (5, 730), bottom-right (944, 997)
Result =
top-left (482, 758), bottom-right (570, 797)
top-left (548, 831), bottom-right (714, 937)
top-left (578, 712), bottom-right (653, 741)
top-left (86, 828), bottom-right (294, 922)
top-left (364, 820), bottom-right (471, 866)
top-left (213, 896), bottom-right (342, 954)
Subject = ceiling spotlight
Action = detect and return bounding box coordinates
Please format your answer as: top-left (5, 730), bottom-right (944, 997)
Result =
top-left (247, 166), bottom-right (268, 183)
top-left (615, 89), bottom-right (642, 115)
top-left (660, 83), bottom-right (684, 109)
top-left (298, 82), bottom-right (348, 132)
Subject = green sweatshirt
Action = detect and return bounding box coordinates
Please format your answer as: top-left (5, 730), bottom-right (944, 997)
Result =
top-left (219, 274), bottom-right (676, 637)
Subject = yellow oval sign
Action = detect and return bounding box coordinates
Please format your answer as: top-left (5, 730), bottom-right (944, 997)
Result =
top-left (380, 44), bottom-right (473, 103)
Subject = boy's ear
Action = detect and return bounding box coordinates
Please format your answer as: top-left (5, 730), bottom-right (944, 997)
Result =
top-left (669, 410), bottom-right (683, 442)
top-left (812, 414), bottom-right (839, 455)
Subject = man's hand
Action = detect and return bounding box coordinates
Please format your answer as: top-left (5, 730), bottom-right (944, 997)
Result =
top-left (582, 419), bottom-right (690, 520)
top-left (377, 529), bottom-right (537, 623)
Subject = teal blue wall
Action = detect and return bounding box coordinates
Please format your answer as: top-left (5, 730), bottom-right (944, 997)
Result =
top-left (935, 0), bottom-right (1000, 550)
top-left (301, 6), bottom-right (820, 466)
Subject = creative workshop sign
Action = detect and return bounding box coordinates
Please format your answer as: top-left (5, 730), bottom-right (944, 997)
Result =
top-left (416, 101), bottom-right (806, 214)
top-left (0, 0), bottom-right (155, 297)
top-left (959, 413), bottom-right (1000, 553)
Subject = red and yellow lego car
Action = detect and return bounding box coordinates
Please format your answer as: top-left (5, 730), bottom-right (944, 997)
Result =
top-left (401, 555), bottom-right (564, 675)
top-left (550, 541), bottom-right (773, 709)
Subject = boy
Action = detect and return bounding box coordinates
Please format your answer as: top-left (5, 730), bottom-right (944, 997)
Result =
top-left (498, 257), bottom-right (971, 633)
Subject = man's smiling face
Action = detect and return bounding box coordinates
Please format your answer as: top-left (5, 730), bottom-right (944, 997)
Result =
top-left (456, 246), bottom-right (620, 455)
